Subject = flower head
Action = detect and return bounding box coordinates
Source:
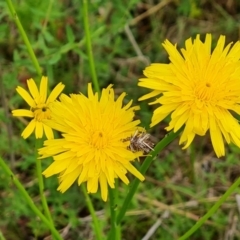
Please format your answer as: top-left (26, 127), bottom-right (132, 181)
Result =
top-left (138, 34), bottom-right (240, 157)
top-left (12, 76), bottom-right (65, 139)
top-left (38, 84), bottom-right (144, 201)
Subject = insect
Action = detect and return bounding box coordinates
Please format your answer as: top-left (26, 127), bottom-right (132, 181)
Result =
top-left (123, 130), bottom-right (155, 154)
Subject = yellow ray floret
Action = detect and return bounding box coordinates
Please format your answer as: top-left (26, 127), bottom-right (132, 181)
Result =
top-left (138, 34), bottom-right (240, 157)
top-left (39, 83), bottom-right (144, 201)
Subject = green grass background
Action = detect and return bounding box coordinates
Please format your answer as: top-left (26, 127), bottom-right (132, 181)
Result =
top-left (1, 0), bottom-right (240, 239)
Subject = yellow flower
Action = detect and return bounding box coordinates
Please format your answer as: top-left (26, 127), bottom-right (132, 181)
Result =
top-left (12, 76), bottom-right (65, 139)
top-left (138, 34), bottom-right (240, 157)
top-left (38, 84), bottom-right (144, 201)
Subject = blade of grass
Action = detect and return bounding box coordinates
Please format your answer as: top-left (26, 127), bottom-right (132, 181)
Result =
top-left (6, 0), bottom-right (42, 79)
top-left (81, 0), bottom-right (100, 93)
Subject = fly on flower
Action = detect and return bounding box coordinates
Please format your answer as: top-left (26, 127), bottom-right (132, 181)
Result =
top-left (138, 34), bottom-right (240, 157)
top-left (123, 130), bottom-right (155, 154)
top-left (12, 76), bottom-right (65, 139)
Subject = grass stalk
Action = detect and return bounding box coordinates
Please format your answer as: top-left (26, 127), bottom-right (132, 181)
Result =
top-left (0, 157), bottom-right (62, 240)
top-left (190, 144), bottom-right (196, 183)
top-left (35, 139), bottom-right (55, 230)
top-left (81, 0), bottom-right (100, 93)
top-left (178, 176), bottom-right (240, 240)
top-left (6, 0), bottom-right (42, 79)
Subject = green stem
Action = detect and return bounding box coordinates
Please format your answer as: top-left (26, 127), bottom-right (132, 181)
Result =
top-left (0, 157), bottom-right (62, 240)
top-left (178, 176), bottom-right (240, 240)
top-left (107, 187), bottom-right (117, 240)
top-left (0, 231), bottom-right (6, 240)
top-left (115, 180), bottom-right (121, 240)
top-left (6, 0), bottom-right (42, 78)
top-left (81, 0), bottom-right (100, 93)
top-left (190, 144), bottom-right (195, 184)
top-left (81, 185), bottom-right (102, 240)
top-left (117, 130), bottom-right (181, 224)
top-left (35, 139), bottom-right (55, 228)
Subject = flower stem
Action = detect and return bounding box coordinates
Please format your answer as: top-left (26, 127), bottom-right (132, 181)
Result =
top-left (115, 180), bottom-right (121, 240)
top-left (107, 186), bottom-right (119, 240)
top-left (190, 144), bottom-right (196, 184)
top-left (0, 157), bottom-right (62, 240)
top-left (116, 130), bottom-right (181, 224)
top-left (35, 139), bottom-right (55, 229)
top-left (81, 0), bottom-right (100, 93)
top-left (81, 185), bottom-right (102, 240)
top-left (6, 0), bottom-right (42, 78)
top-left (178, 176), bottom-right (240, 240)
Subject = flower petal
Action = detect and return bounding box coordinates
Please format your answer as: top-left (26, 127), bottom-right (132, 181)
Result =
top-left (35, 121), bottom-right (44, 139)
top-left (43, 124), bottom-right (54, 140)
top-left (39, 76), bottom-right (48, 103)
top-left (27, 78), bottom-right (39, 100)
top-left (21, 119), bottom-right (36, 139)
top-left (57, 168), bottom-right (81, 193)
top-left (12, 109), bottom-right (34, 118)
top-left (99, 174), bottom-right (108, 202)
top-left (46, 82), bottom-right (65, 104)
top-left (16, 86), bottom-right (35, 107)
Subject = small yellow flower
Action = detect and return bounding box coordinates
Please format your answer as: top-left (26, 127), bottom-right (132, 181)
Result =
top-left (12, 76), bottom-right (65, 139)
top-left (38, 84), bottom-right (144, 201)
top-left (139, 34), bottom-right (240, 157)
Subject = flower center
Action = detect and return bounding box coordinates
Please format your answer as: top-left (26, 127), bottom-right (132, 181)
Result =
top-left (194, 81), bottom-right (215, 107)
top-left (206, 82), bottom-right (211, 88)
top-left (32, 103), bottom-right (51, 121)
top-left (90, 130), bottom-right (109, 150)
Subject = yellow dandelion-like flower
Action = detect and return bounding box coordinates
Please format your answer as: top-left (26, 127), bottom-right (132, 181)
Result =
top-left (12, 76), bottom-right (65, 139)
top-left (38, 84), bottom-right (144, 201)
top-left (138, 34), bottom-right (240, 157)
